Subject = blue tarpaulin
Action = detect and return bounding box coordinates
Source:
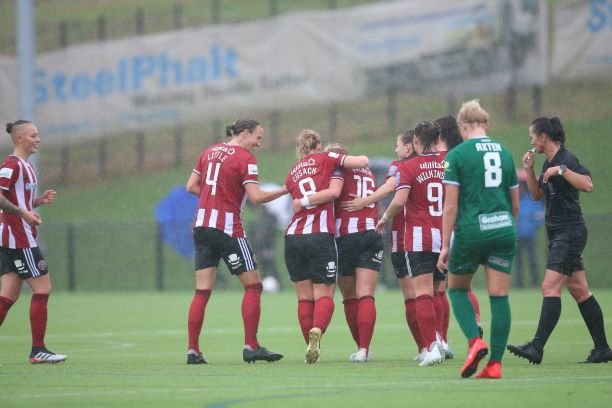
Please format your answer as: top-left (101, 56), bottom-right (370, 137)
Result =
top-left (154, 186), bottom-right (198, 259)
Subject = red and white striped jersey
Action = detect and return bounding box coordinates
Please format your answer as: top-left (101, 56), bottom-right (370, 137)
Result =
top-left (387, 160), bottom-right (405, 253)
top-left (0, 155), bottom-right (38, 248)
top-left (396, 152), bottom-right (446, 253)
top-left (192, 143), bottom-right (258, 238)
top-left (333, 167), bottom-right (378, 237)
top-left (285, 152), bottom-right (346, 235)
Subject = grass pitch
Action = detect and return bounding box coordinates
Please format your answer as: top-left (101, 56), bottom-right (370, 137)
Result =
top-left (1, 289), bottom-right (611, 407)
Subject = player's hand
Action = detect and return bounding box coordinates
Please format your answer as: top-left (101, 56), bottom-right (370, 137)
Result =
top-left (522, 148), bottom-right (535, 170)
top-left (291, 198), bottom-right (302, 214)
top-left (341, 195), bottom-right (366, 212)
top-left (542, 166), bottom-right (561, 183)
top-left (437, 247), bottom-right (449, 273)
top-left (375, 218), bottom-right (387, 234)
top-left (38, 190), bottom-right (57, 205)
top-left (21, 210), bottom-right (41, 227)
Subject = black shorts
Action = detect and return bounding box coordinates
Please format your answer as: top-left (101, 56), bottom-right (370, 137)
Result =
top-left (391, 251), bottom-right (409, 278)
top-left (546, 223), bottom-right (587, 276)
top-left (193, 227), bottom-right (257, 275)
top-left (336, 230), bottom-right (384, 276)
top-left (406, 251), bottom-right (445, 281)
top-left (0, 247), bottom-right (49, 280)
top-left (284, 233), bottom-right (337, 284)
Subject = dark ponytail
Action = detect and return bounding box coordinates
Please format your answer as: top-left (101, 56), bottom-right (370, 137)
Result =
top-left (435, 115), bottom-right (462, 150)
top-left (226, 116), bottom-right (260, 138)
top-left (531, 117), bottom-right (565, 146)
top-left (6, 119), bottom-right (32, 135)
top-left (414, 120), bottom-right (440, 153)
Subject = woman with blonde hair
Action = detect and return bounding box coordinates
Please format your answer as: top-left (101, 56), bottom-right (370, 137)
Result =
top-left (437, 100), bottom-right (519, 378)
top-left (284, 129), bottom-right (368, 363)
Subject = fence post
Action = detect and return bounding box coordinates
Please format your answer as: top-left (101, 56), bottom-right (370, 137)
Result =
top-left (174, 125), bottom-right (183, 166)
top-left (136, 132), bottom-right (145, 171)
top-left (268, 110), bottom-right (280, 152)
top-left (269, 0), bottom-right (279, 16)
top-left (135, 8), bottom-right (144, 34)
top-left (211, 119), bottom-right (223, 144)
top-left (155, 223), bottom-right (165, 291)
top-left (173, 3), bottom-right (183, 29)
top-left (532, 85), bottom-right (542, 116)
top-left (386, 86), bottom-right (397, 131)
top-left (96, 15), bottom-right (108, 179)
top-left (58, 21), bottom-right (68, 47)
top-left (501, 0), bottom-right (517, 119)
top-left (211, 0), bottom-right (221, 24)
top-left (66, 224), bottom-right (76, 292)
top-left (96, 15), bottom-right (106, 40)
top-left (328, 104), bottom-right (338, 142)
top-left (58, 22), bottom-right (70, 185)
top-left (446, 94), bottom-right (456, 116)
top-left (98, 139), bottom-right (107, 177)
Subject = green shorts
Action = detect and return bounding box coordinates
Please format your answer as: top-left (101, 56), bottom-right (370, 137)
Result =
top-left (448, 232), bottom-right (517, 275)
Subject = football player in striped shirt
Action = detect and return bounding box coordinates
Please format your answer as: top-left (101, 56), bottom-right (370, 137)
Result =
top-left (343, 131), bottom-right (428, 358)
top-left (0, 120), bottom-right (67, 364)
top-left (284, 129), bottom-right (368, 364)
top-left (376, 120), bottom-right (447, 367)
top-left (186, 117), bottom-right (287, 364)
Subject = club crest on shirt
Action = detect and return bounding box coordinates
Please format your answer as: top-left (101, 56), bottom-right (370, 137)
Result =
top-left (248, 164), bottom-right (258, 175)
top-left (0, 167), bottom-right (13, 179)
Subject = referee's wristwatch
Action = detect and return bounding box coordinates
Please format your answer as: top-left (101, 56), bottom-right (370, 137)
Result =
top-left (558, 164), bottom-right (567, 176)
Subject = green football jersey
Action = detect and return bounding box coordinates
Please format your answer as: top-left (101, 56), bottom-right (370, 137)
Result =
top-left (443, 136), bottom-right (518, 240)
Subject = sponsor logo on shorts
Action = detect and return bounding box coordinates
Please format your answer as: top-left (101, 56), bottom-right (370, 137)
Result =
top-left (13, 259), bottom-right (27, 275)
top-left (228, 253), bottom-right (242, 270)
top-left (38, 260), bottom-right (47, 271)
top-left (326, 261), bottom-right (336, 277)
top-left (372, 250), bottom-right (383, 263)
top-left (488, 256), bottom-right (509, 269)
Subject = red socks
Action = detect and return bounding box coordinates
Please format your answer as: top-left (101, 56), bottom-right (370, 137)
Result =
top-left (433, 292), bottom-right (444, 339)
top-left (357, 296), bottom-right (376, 350)
top-left (468, 290), bottom-right (481, 324)
top-left (0, 295), bottom-right (15, 326)
top-left (415, 294), bottom-right (437, 348)
top-left (242, 283), bottom-right (262, 349)
top-left (343, 298), bottom-right (360, 346)
top-left (187, 289), bottom-right (211, 352)
top-left (439, 291), bottom-right (450, 340)
top-left (30, 294), bottom-right (49, 348)
top-left (434, 291), bottom-right (450, 341)
top-left (405, 298), bottom-right (423, 351)
top-left (313, 296), bottom-right (334, 333)
top-left (298, 300), bottom-right (315, 344)
top-left (298, 297), bottom-right (334, 344)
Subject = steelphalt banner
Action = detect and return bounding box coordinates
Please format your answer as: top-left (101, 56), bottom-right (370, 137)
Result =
top-left (551, 0), bottom-right (612, 81)
top-left (0, 0), bottom-right (547, 144)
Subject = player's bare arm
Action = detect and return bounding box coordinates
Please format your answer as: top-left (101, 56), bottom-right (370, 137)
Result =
top-left (0, 191), bottom-right (41, 226)
top-left (34, 189), bottom-right (57, 207)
